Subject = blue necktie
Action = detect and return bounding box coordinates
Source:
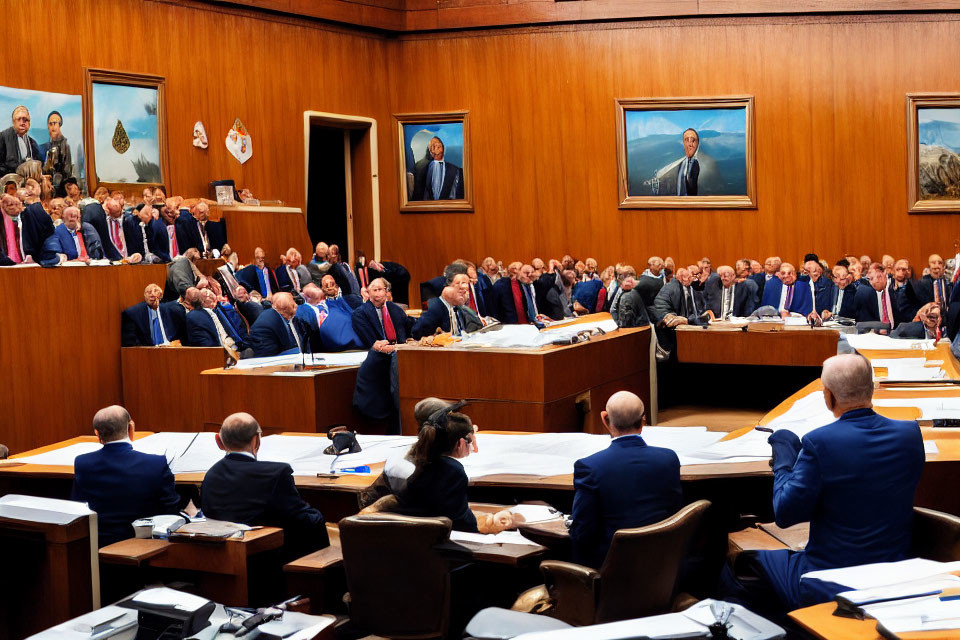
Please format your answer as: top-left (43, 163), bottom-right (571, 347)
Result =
top-left (257, 268), bottom-right (268, 295)
top-left (151, 313), bottom-right (163, 345)
top-left (522, 285), bottom-right (538, 323)
top-left (432, 161), bottom-right (443, 199)
top-left (217, 307), bottom-right (241, 342)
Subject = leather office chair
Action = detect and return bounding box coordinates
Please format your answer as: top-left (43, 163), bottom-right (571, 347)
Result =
top-left (522, 500), bottom-right (711, 627)
top-left (339, 513), bottom-right (454, 639)
top-left (912, 506), bottom-right (960, 561)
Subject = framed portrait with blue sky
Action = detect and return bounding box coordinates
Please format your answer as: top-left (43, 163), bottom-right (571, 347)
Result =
top-left (907, 94), bottom-right (960, 213)
top-left (83, 68), bottom-right (168, 192)
top-left (395, 111), bottom-right (472, 212)
top-left (616, 96), bottom-right (756, 209)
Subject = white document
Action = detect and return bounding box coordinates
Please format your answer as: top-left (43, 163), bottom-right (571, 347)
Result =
top-left (926, 441), bottom-right (940, 454)
top-left (11, 442), bottom-right (101, 466)
top-left (509, 504), bottom-right (563, 524)
top-left (846, 333), bottom-right (936, 351)
top-left (449, 530), bottom-right (541, 547)
top-left (783, 316), bottom-right (809, 326)
top-left (863, 594), bottom-right (960, 633)
top-left (0, 494), bottom-right (93, 526)
top-left (884, 364), bottom-right (945, 381)
top-left (455, 324), bottom-right (542, 349)
top-left (132, 432), bottom-right (204, 464)
top-left (26, 605), bottom-right (137, 640)
top-left (233, 351), bottom-right (367, 370)
top-left (133, 587), bottom-right (210, 612)
top-left (874, 396), bottom-right (960, 419)
top-left (802, 558), bottom-right (960, 590)
top-left (512, 611), bottom-right (706, 640)
top-left (837, 575), bottom-right (960, 606)
top-left (167, 432), bottom-right (224, 474)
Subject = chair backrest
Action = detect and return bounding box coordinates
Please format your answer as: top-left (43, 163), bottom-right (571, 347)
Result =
top-left (912, 506), bottom-right (960, 561)
top-left (594, 499), bottom-right (711, 623)
top-left (339, 513), bottom-right (453, 637)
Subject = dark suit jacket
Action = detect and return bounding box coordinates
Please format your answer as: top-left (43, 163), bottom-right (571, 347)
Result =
top-left (185, 308), bottom-right (220, 347)
top-left (412, 160), bottom-right (465, 200)
top-left (489, 277), bottom-right (531, 324)
top-left (767, 408), bottom-right (923, 581)
top-left (918, 275), bottom-right (953, 307)
top-left (0, 127), bottom-right (41, 175)
top-left (72, 442), bottom-right (181, 547)
top-left (275, 264), bottom-right (305, 293)
top-left (396, 456), bottom-right (477, 532)
top-left (163, 257), bottom-right (199, 302)
top-left (54, 222), bottom-right (104, 260)
top-left (412, 299), bottom-right (483, 338)
top-left (236, 299), bottom-right (265, 328)
top-left (797, 276), bottom-right (835, 315)
top-left (570, 435), bottom-right (682, 568)
top-left (201, 453), bottom-right (328, 557)
top-left (890, 321), bottom-right (938, 339)
top-left (760, 278), bottom-right (814, 316)
top-left (679, 157), bottom-right (699, 195)
top-left (175, 215), bottom-right (228, 254)
top-left (854, 282), bottom-right (911, 326)
top-left (121, 301), bottom-right (179, 347)
top-left (825, 285), bottom-right (857, 319)
top-left (892, 279), bottom-right (923, 321)
top-left (703, 278), bottom-right (759, 317)
top-left (247, 308), bottom-right (305, 357)
top-left (749, 272), bottom-right (772, 299)
top-left (80, 203), bottom-right (123, 261)
top-left (0, 203), bottom-right (60, 266)
top-left (634, 275), bottom-right (665, 311)
top-left (616, 288), bottom-right (651, 328)
top-left (352, 301), bottom-right (413, 348)
top-left (653, 279), bottom-right (707, 324)
top-left (236, 264), bottom-right (280, 298)
top-left (122, 215), bottom-right (170, 263)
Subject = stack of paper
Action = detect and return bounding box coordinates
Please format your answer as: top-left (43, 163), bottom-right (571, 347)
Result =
top-left (449, 530), bottom-right (542, 547)
top-left (846, 333), bottom-right (936, 351)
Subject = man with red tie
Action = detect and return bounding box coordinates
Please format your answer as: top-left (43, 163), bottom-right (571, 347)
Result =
top-left (54, 205), bottom-right (104, 261)
top-left (920, 254), bottom-right (952, 311)
top-left (854, 262), bottom-right (910, 332)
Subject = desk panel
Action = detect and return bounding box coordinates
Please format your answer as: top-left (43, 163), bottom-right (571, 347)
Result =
top-left (216, 206), bottom-right (312, 267)
top-left (676, 326), bottom-right (839, 367)
top-left (0, 265), bottom-right (167, 454)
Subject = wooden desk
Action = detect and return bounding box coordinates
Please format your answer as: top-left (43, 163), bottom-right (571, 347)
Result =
top-left (788, 602), bottom-right (960, 640)
top-left (676, 325), bottom-right (840, 367)
top-left (122, 347), bottom-right (224, 432)
top-left (200, 364), bottom-right (370, 434)
top-left (99, 527), bottom-right (284, 606)
top-left (0, 510), bottom-right (97, 640)
top-left (0, 264), bottom-right (167, 455)
top-left (397, 326), bottom-right (651, 435)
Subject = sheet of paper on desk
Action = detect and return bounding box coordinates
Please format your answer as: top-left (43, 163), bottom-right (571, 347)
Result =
top-left (846, 333), bottom-right (936, 351)
top-left (449, 530), bottom-right (542, 547)
top-left (11, 442), bottom-right (101, 466)
top-left (0, 494), bottom-right (94, 525)
top-left (679, 429), bottom-right (771, 464)
top-left (883, 364), bottom-right (945, 381)
top-left (168, 433), bottom-right (224, 473)
top-left (456, 324), bottom-right (541, 348)
top-left (512, 611), bottom-right (706, 639)
top-left (132, 432), bottom-right (204, 463)
top-left (28, 605), bottom-right (137, 639)
top-left (259, 612), bottom-right (335, 640)
top-left (133, 587), bottom-right (210, 611)
top-left (802, 558), bottom-right (960, 590)
top-left (837, 575), bottom-right (960, 606)
top-left (863, 594), bottom-right (960, 633)
top-left (258, 435), bottom-right (331, 462)
top-left (874, 397), bottom-right (960, 419)
top-left (510, 504), bottom-right (563, 524)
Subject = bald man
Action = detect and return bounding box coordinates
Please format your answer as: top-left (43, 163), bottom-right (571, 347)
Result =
top-left (919, 253), bottom-right (952, 309)
top-left (760, 262), bottom-right (813, 317)
top-left (121, 283), bottom-right (179, 346)
top-left (72, 405), bottom-right (181, 546)
top-left (202, 412), bottom-right (329, 558)
top-left (246, 292), bottom-right (306, 358)
top-left (745, 355), bottom-right (924, 613)
top-left (704, 265), bottom-right (759, 319)
top-left (54, 205), bottom-right (104, 261)
top-left (569, 391), bottom-right (682, 569)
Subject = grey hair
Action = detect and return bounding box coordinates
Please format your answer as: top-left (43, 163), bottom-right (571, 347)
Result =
top-left (821, 354), bottom-right (874, 406)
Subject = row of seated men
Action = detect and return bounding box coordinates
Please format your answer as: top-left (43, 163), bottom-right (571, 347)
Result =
top-left (66, 353), bottom-right (922, 630)
top-left (0, 183), bottom-right (227, 265)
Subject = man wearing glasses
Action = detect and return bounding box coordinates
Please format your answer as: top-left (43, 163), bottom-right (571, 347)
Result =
top-left (39, 110), bottom-right (74, 197)
top-left (0, 105), bottom-right (42, 175)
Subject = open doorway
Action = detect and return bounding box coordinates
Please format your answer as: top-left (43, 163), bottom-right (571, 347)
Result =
top-left (303, 112), bottom-right (380, 265)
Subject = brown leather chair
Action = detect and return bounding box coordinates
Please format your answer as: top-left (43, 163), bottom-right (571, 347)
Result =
top-left (533, 500), bottom-right (711, 626)
top-left (338, 513), bottom-right (454, 639)
top-left (912, 506), bottom-right (960, 561)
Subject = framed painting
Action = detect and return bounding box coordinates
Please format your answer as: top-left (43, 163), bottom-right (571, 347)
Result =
top-left (83, 68), bottom-right (168, 193)
top-left (616, 96), bottom-right (756, 209)
top-left (907, 93), bottom-right (960, 213)
top-left (395, 111), bottom-right (472, 212)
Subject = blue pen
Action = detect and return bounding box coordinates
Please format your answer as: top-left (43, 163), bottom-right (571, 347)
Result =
top-left (337, 465), bottom-right (371, 474)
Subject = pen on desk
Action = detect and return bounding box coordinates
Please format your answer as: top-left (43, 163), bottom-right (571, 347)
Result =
top-left (754, 426), bottom-right (773, 433)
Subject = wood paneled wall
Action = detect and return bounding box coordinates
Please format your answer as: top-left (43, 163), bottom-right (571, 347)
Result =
top-left (381, 15), bottom-right (960, 289)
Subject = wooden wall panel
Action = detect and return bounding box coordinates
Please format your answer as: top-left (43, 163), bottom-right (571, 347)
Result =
top-left (380, 15), bottom-right (960, 293)
top-left (0, 266), bottom-right (167, 454)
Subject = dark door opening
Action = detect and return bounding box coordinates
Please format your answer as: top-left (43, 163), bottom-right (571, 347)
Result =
top-left (306, 126), bottom-right (348, 257)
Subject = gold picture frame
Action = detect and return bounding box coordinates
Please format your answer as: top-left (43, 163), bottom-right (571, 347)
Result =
top-left (83, 68), bottom-right (169, 194)
top-left (906, 93), bottom-right (960, 213)
top-left (616, 96), bottom-right (756, 209)
top-left (395, 111), bottom-right (472, 213)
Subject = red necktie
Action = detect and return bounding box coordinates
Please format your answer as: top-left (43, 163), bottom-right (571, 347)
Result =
top-left (168, 226), bottom-right (179, 257)
top-left (595, 286), bottom-right (607, 313)
top-left (881, 289), bottom-right (890, 324)
top-left (468, 284), bottom-right (479, 313)
top-left (360, 267), bottom-right (369, 288)
top-left (510, 279), bottom-right (525, 322)
top-left (380, 305), bottom-right (397, 341)
top-left (74, 229), bottom-right (88, 260)
top-left (110, 218), bottom-right (124, 254)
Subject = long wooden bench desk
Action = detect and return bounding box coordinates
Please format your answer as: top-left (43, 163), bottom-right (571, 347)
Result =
top-left (676, 323), bottom-right (841, 366)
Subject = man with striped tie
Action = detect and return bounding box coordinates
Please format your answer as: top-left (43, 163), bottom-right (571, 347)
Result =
top-left (920, 253), bottom-right (952, 311)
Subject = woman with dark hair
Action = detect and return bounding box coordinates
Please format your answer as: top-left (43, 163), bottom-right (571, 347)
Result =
top-left (396, 408), bottom-right (478, 532)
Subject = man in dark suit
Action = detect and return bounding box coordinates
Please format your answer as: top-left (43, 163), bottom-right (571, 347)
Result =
top-left (892, 259), bottom-right (923, 322)
top-left (490, 263), bottom-right (544, 325)
top-left (121, 284), bottom-right (179, 347)
top-left (821, 263), bottom-right (857, 321)
top-left (652, 266), bottom-right (708, 356)
top-left (797, 259), bottom-right (834, 319)
top-left (247, 292), bottom-right (305, 357)
top-left (891, 302), bottom-right (944, 339)
top-left (749, 256), bottom-right (782, 300)
top-left (237, 247), bottom-right (280, 299)
top-left (570, 391), bottom-right (681, 569)
top-left (275, 248), bottom-right (309, 294)
top-left (751, 355), bottom-right (925, 612)
top-left (918, 253), bottom-right (952, 310)
top-left (54, 205), bottom-right (104, 261)
top-left (233, 286), bottom-right (265, 327)
top-left (412, 279), bottom-right (483, 338)
top-left (176, 201), bottom-right (227, 257)
top-left (616, 287), bottom-right (652, 328)
top-left (854, 263), bottom-right (911, 330)
top-left (761, 263), bottom-right (813, 317)
top-left (72, 405), bottom-right (182, 547)
top-left (202, 412), bottom-right (329, 559)
top-left (352, 278), bottom-right (414, 434)
top-left (411, 136), bottom-right (465, 201)
top-left (79, 200), bottom-right (122, 262)
top-left (0, 195), bottom-right (62, 265)
top-left (466, 263), bottom-right (490, 317)
top-left (675, 128), bottom-right (700, 196)
top-left (703, 265), bottom-right (760, 319)
top-left (0, 106), bottom-right (42, 175)
top-left (187, 288), bottom-right (247, 350)
top-left (162, 249), bottom-right (203, 303)
top-left (123, 205), bottom-right (170, 264)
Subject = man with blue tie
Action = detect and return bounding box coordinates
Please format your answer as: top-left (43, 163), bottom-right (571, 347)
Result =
top-left (919, 253), bottom-right (952, 311)
top-left (295, 284), bottom-right (330, 352)
top-left (54, 205), bottom-right (104, 261)
top-left (760, 263), bottom-right (813, 317)
top-left (121, 284), bottom-right (179, 347)
top-left (72, 405), bottom-right (182, 547)
top-left (412, 277), bottom-right (483, 339)
top-left (570, 391), bottom-right (682, 569)
top-left (798, 258), bottom-right (834, 319)
top-left (750, 355), bottom-right (924, 613)
top-left (246, 292), bottom-right (305, 358)
top-left (237, 247), bottom-right (280, 299)
top-left (820, 264), bottom-right (857, 320)
top-left (412, 136), bottom-right (465, 201)
top-left (676, 128), bottom-right (700, 196)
